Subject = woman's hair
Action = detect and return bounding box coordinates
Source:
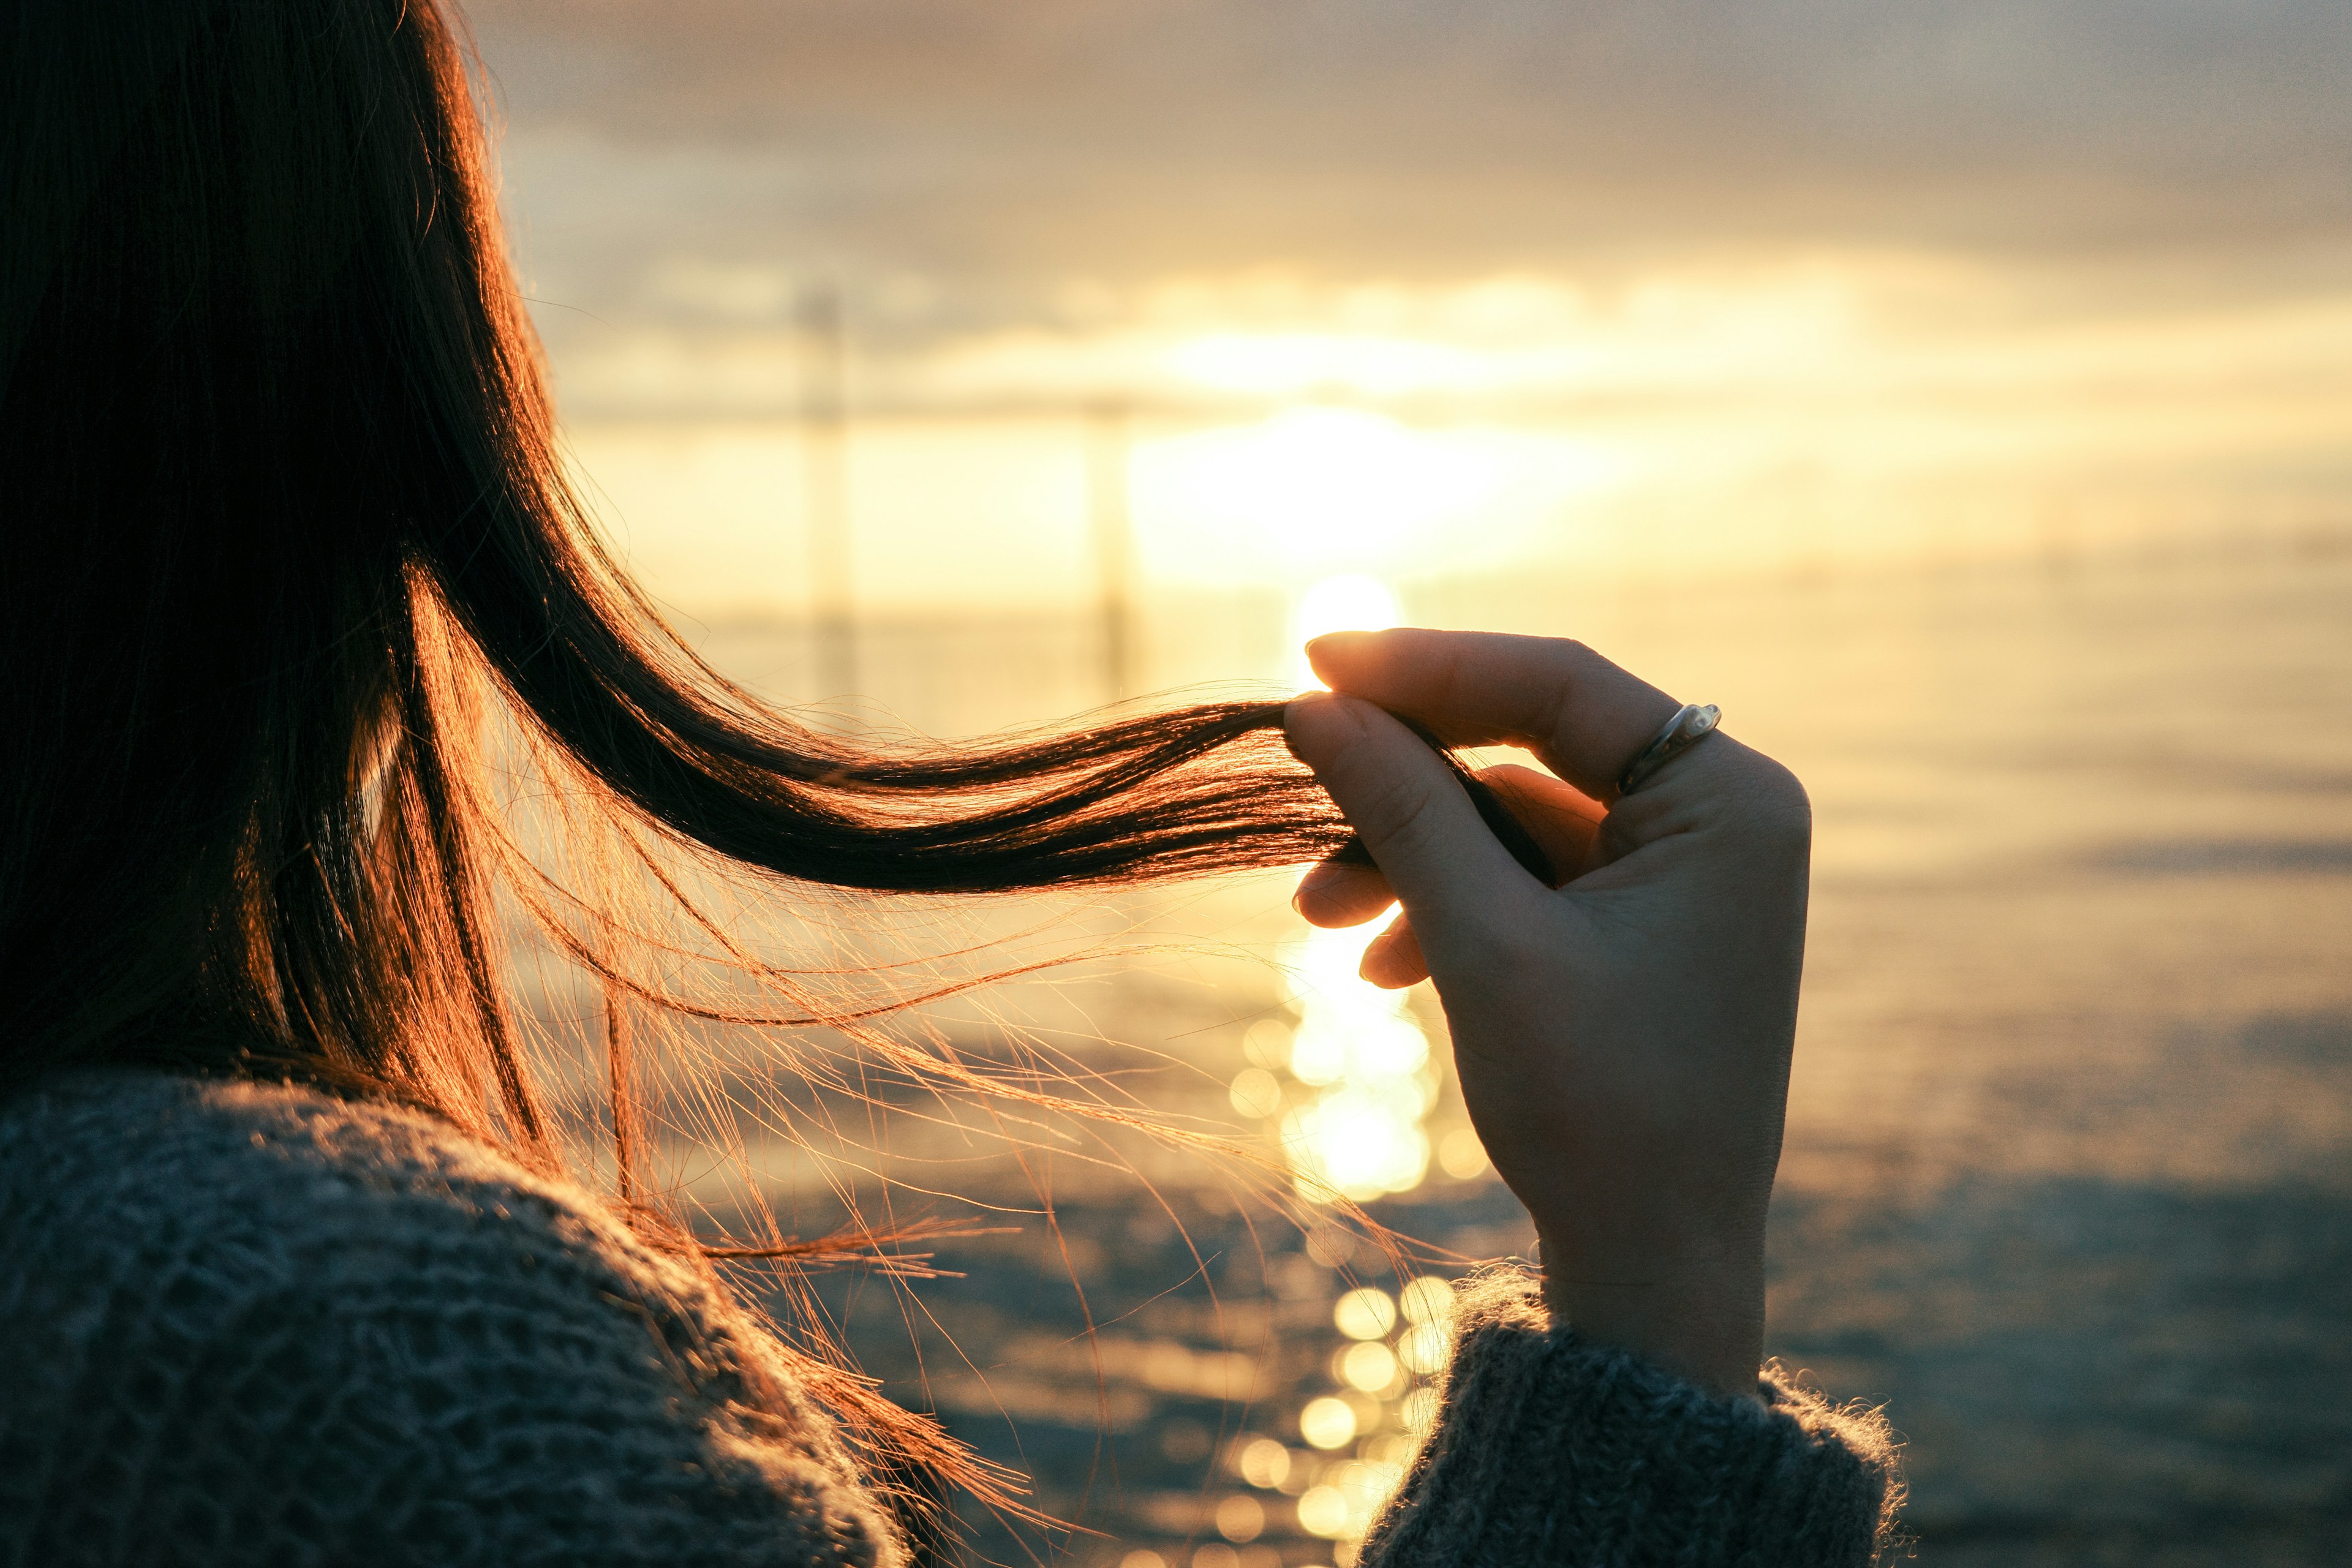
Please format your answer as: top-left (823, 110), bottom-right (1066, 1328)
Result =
top-left (0, 0), bottom-right (1366, 1538)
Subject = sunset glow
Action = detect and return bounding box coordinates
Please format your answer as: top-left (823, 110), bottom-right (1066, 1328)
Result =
top-left (561, 265), bottom-right (2352, 624)
top-left (1151, 405), bottom-right (1501, 560)
top-left (466, 5), bottom-right (2352, 1559)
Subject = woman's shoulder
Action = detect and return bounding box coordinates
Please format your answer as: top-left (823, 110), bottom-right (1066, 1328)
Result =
top-left (0, 1068), bottom-right (679, 1332)
top-left (2, 1068), bottom-right (636, 1275)
top-left (0, 1070), bottom-right (900, 1567)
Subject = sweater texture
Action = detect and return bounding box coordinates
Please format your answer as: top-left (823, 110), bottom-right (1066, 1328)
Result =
top-left (1361, 1274), bottom-right (1904, 1566)
top-left (0, 1072), bottom-right (1901, 1566)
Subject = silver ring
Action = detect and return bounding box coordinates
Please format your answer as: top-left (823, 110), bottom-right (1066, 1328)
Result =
top-left (1616, 703), bottom-right (1721, 796)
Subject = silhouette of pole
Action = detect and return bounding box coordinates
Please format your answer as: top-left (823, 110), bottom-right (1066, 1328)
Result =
top-left (799, 285), bottom-right (854, 703)
top-left (1087, 399), bottom-right (1134, 703)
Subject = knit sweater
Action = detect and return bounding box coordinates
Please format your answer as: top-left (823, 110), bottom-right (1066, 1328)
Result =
top-left (0, 1072), bottom-right (1901, 1566)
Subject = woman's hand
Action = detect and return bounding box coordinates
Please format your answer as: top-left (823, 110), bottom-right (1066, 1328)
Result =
top-left (1284, 630), bottom-right (1810, 1402)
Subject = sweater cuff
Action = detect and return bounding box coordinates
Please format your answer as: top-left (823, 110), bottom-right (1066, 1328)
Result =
top-left (1359, 1268), bottom-right (1902, 1568)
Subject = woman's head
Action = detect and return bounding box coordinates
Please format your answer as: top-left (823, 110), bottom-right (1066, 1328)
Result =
top-left (3, 0), bottom-right (537, 1089)
top-left (2, 0), bottom-right (1352, 1101)
top-left (2, 0), bottom-right (1393, 1538)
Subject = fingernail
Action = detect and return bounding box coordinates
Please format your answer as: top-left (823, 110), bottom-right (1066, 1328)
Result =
top-left (1293, 859), bottom-right (1344, 905)
top-left (1281, 690), bottom-right (1335, 763)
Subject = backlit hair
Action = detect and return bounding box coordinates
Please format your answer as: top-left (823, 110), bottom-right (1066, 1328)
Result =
top-left (1, 0), bottom-right (1373, 1545)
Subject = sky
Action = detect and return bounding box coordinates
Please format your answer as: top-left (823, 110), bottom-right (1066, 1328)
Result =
top-left (463, 0), bottom-right (2352, 613)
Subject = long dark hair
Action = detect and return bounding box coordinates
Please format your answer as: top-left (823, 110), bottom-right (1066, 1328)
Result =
top-left (0, 0), bottom-right (1362, 1535)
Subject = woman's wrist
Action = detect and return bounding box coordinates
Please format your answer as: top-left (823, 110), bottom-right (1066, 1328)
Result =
top-left (1534, 1225), bottom-right (1768, 1405)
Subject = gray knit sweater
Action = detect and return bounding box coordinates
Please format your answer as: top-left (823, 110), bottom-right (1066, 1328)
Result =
top-left (0, 1072), bottom-right (1900, 1566)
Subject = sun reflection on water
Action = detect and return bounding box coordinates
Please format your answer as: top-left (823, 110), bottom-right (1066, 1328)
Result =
top-left (1200, 568), bottom-right (1491, 1560)
top-left (1217, 911), bottom-right (1477, 1557)
top-left (1272, 921), bottom-right (1434, 1201)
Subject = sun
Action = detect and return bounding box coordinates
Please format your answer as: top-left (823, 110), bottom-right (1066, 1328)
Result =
top-left (1143, 405), bottom-right (1501, 571)
top-left (1291, 574), bottom-right (1400, 687)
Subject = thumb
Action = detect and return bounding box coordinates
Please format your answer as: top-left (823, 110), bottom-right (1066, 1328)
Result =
top-left (1285, 692), bottom-right (1531, 939)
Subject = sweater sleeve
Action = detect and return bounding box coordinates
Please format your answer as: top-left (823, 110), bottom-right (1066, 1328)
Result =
top-left (1357, 1269), bottom-right (1902, 1568)
top-left (0, 1074), bottom-right (905, 1568)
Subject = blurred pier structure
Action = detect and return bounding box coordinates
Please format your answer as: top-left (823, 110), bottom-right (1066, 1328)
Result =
top-left (796, 284), bottom-right (855, 706)
top-left (1088, 399), bottom-right (1136, 704)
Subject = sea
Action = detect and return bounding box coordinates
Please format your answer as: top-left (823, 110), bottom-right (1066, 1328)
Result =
top-left (655, 533), bottom-right (2352, 1567)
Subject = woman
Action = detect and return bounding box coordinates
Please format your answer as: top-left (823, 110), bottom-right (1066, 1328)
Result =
top-left (0, 0), bottom-right (1900, 1562)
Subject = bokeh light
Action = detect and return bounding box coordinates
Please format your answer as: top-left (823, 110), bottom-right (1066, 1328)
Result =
top-left (1214, 1494), bottom-right (1266, 1543)
top-left (1333, 1287), bottom-right (1399, 1341)
top-left (1397, 1324), bottom-right (1451, 1378)
top-left (1227, 1067), bottom-right (1282, 1120)
top-left (1298, 1396), bottom-right (1359, 1451)
top-left (1435, 1127), bottom-right (1493, 1181)
top-left (1338, 1341), bottom-right (1402, 1395)
top-left (1235, 1438), bottom-right (1292, 1491)
top-left (1295, 1485), bottom-right (1349, 1538)
top-left (1398, 1276), bottom-right (1456, 1325)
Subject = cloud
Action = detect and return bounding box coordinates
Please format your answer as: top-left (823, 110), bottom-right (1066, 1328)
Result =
top-left (450, 3), bottom-right (2350, 619)
top-left (462, 0), bottom-right (2352, 424)
top-left (470, 0), bottom-right (2352, 268)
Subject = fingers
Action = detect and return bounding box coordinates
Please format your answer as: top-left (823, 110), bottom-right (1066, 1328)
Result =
top-left (1283, 692), bottom-right (1536, 938)
top-left (1306, 628), bottom-right (1683, 800)
top-left (1477, 763), bottom-right (1605, 885)
top-left (1360, 911), bottom-right (1429, 989)
top-left (1293, 859), bottom-right (1396, 927)
top-left (1343, 766), bottom-right (1596, 985)
top-left (1292, 761), bottom-right (1601, 929)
